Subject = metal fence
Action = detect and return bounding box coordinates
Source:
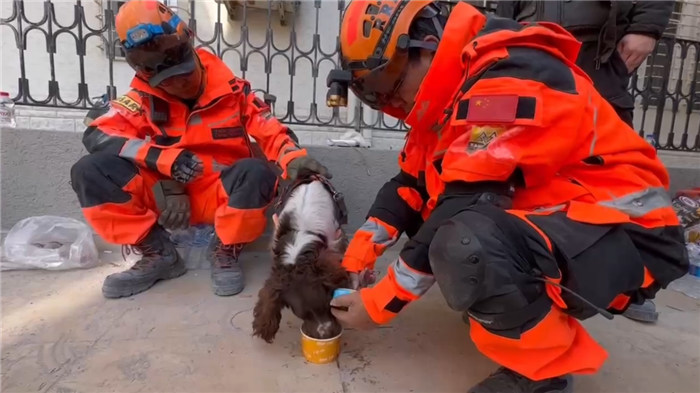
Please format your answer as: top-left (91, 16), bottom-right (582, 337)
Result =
top-left (1, 0), bottom-right (698, 151)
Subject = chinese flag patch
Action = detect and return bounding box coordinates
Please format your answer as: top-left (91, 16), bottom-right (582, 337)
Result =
top-left (466, 95), bottom-right (518, 123)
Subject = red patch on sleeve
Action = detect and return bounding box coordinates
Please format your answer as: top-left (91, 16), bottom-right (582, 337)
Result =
top-left (466, 95), bottom-right (518, 123)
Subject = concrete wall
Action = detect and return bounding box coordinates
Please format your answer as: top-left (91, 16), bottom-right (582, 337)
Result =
top-left (0, 126), bottom-right (400, 235)
top-left (3, 126), bottom-right (700, 237)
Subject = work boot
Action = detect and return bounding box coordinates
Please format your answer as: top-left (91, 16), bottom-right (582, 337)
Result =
top-left (102, 225), bottom-right (187, 299)
top-left (469, 367), bottom-right (573, 393)
top-left (623, 299), bottom-right (659, 323)
top-left (208, 235), bottom-right (245, 296)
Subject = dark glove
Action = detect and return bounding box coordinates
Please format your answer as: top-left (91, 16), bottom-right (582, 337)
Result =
top-left (156, 180), bottom-right (191, 230)
top-left (171, 150), bottom-right (204, 183)
top-left (286, 156), bottom-right (332, 181)
top-left (349, 268), bottom-right (378, 290)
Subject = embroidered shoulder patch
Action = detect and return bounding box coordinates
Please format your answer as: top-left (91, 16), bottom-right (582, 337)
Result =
top-left (467, 125), bottom-right (506, 153)
top-left (113, 94), bottom-right (141, 113)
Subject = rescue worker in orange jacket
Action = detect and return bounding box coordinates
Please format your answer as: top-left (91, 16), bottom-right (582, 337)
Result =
top-left (328, 1), bottom-right (688, 392)
top-left (70, 0), bottom-right (330, 299)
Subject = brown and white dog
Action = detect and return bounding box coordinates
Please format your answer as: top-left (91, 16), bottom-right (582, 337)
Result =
top-left (252, 176), bottom-right (350, 343)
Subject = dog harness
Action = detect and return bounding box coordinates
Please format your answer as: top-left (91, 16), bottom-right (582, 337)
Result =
top-left (274, 174), bottom-right (349, 226)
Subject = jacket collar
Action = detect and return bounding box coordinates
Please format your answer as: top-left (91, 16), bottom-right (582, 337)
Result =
top-left (404, 2), bottom-right (486, 131)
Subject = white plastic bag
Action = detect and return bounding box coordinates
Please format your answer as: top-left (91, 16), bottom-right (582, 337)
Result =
top-left (2, 216), bottom-right (100, 271)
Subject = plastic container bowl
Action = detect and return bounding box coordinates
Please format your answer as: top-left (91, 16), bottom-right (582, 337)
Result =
top-left (300, 327), bottom-right (342, 364)
top-left (333, 288), bottom-right (356, 299)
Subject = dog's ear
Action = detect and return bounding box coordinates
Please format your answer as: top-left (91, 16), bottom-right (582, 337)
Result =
top-left (252, 272), bottom-right (285, 344)
top-left (271, 213), bottom-right (295, 261)
top-left (332, 227), bottom-right (349, 255)
top-left (319, 253), bottom-right (351, 290)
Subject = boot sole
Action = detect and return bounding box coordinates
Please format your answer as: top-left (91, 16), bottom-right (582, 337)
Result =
top-left (212, 283), bottom-right (245, 297)
top-left (102, 260), bottom-right (188, 299)
top-left (622, 308), bottom-right (659, 323)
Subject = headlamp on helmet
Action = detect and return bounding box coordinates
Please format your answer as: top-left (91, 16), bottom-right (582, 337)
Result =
top-left (326, 69), bottom-right (353, 108)
top-left (123, 13), bottom-right (185, 49)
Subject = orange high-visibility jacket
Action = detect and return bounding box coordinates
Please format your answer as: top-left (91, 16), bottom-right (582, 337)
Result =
top-left (344, 3), bottom-right (680, 324)
top-left (83, 49), bottom-right (305, 178)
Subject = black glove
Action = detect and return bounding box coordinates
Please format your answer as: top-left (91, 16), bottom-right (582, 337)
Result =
top-left (286, 156), bottom-right (332, 181)
top-left (157, 180), bottom-right (191, 230)
top-left (171, 150), bottom-right (204, 183)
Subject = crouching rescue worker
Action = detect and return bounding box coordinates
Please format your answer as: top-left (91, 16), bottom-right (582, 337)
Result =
top-left (70, 0), bottom-right (329, 299)
top-left (328, 1), bottom-right (688, 392)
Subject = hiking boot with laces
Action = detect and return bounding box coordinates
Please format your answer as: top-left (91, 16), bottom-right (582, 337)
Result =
top-left (469, 367), bottom-right (573, 393)
top-left (208, 236), bottom-right (245, 296)
top-left (102, 225), bottom-right (186, 299)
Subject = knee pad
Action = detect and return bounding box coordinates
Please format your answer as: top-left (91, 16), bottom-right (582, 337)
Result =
top-left (429, 208), bottom-right (551, 338)
top-left (428, 210), bottom-right (492, 312)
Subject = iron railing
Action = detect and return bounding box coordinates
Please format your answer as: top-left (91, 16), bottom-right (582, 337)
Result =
top-left (631, 36), bottom-right (700, 151)
top-left (1, 0), bottom-right (698, 151)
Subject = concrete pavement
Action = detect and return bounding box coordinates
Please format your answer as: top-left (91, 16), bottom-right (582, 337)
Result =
top-left (2, 247), bottom-right (700, 393)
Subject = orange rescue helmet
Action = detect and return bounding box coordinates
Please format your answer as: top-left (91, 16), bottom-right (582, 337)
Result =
top-left (115, 0), bottom-right (198, 87)
top-left (338, 0), bottom-right (445, 114)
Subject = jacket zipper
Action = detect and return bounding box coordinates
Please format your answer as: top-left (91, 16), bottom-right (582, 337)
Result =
top-left (186, 96), bottom-right (224, 124)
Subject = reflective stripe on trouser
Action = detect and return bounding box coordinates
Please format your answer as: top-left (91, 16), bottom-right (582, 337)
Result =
top-left (70, 153), bottom-right (277, 245)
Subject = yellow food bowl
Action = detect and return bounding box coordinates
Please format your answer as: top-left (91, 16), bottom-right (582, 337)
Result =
top-left (300, 327), bottom-right (342, 364)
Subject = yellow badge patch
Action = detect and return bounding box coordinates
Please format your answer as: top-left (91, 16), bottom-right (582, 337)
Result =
top-left (467, 125), bottom-right (506, 153)
top-left (114, 94), bottom-right (141, 113)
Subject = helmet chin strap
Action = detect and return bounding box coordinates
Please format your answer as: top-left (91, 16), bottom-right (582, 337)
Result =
top-left (410, 2), bottom-right (445, 53)
top-left (409, 40), bottom-right (439, 52)
top-left (431, 14), bottom-right (444, 39)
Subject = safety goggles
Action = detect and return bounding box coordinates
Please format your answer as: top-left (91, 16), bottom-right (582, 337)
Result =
top-left (348, 38), bottom-right (437, 111)
top-left (348, 49), bottom-right (409, 111)
top-left (124, 35), bottom-right (196, 87)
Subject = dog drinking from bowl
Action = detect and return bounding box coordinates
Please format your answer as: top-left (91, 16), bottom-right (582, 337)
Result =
top-left (252, 175), bottom-right (351, 343)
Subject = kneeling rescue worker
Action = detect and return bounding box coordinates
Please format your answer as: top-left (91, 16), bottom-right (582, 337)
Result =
top-left (71, 0), bottom-right (330, 298)
top-left (328, 1), bottom-right (689, 392)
